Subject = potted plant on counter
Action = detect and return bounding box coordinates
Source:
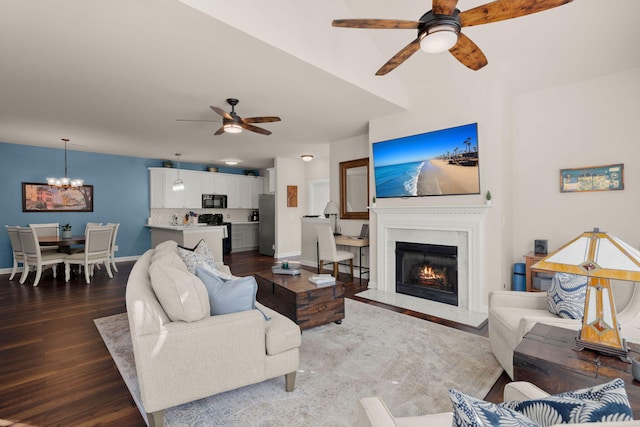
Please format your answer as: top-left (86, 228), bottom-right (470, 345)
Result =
top-left (61, 224), bottom-right (72, 239)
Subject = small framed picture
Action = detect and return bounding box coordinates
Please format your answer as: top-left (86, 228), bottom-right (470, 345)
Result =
top-left (560, 164), bottom-right (624, 193)
top-left (22, 182), bottom-right (94, 212)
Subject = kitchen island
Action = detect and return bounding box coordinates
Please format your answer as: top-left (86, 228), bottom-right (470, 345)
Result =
top-left (145, 224), bottom-right (227, 262)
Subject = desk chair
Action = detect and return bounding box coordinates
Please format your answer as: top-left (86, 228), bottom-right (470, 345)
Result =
top-left (5, 226), bottom-right (25, 280)
top-left (18, 227), bottom-right (66, 287)
top-left (317, 225), bottom-right (353, 279)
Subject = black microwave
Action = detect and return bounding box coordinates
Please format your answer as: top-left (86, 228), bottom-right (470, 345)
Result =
top-left (202, 194), bottom-right (227, 209)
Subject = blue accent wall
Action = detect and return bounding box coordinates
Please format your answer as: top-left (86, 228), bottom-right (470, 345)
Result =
top-left (0, 142), bottom-right (259, 269)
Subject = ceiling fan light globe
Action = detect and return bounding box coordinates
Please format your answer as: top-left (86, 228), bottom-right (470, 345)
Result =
top-left (420, 25), bottom-right (459, 53)
top-left (223, 123), bottom-right (242, 134)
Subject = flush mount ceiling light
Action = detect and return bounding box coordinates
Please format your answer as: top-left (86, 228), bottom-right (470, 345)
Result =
top-left (301, 154), bottom-right (314, 162)
top-left (172, 153), bottom-right (185, 191)
top-left (46, 138), bottom-right (84, 187)
top-left (224, 159), bottom-right (240, 166)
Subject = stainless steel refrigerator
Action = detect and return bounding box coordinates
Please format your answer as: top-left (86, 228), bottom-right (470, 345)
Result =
top-left (259, 193), bottom-right (275, 256)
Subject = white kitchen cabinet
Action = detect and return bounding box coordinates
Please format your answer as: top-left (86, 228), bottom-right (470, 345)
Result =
top-left (149, 168), bottom-right (263, 209)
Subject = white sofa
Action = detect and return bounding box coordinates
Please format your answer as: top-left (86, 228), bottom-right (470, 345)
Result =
top-left (489, 281), bottom-right (640, 379)
top-left (125, 245), bottom-right (302, 427)
top-left (357, 381), bottom-right (640, 427)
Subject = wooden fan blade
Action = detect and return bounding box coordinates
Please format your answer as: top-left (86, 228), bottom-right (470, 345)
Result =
top-left (448, 33), bottom-right (488, 71)
top-left (240, 122), bottom-right (272, 136)
top-left (433, 0), bottom-right (459, 15)
top-left (214, 126), bottom-right (226, 136)
top-left (176, 119), bottom-right (218, 122)
top-left (210, 106), bottom-right (233, 120)
top-left (332, 19), bottom-right (420, 29)
top-left (243, 116), bottom-right (281, 124)
top-left (460, 0), bottom-right (573, 27)
top-left (376, 38), bottom-right (421, 76)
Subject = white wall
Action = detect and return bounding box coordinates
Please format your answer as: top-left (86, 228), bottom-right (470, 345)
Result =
top-left (274, 157), bottom-right (306, 258)
top-left (364, 66), bottom-right (640, 310)
top-left (512, 67), bottom-right (640, 258)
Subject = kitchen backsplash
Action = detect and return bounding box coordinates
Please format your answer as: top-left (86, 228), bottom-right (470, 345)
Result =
top-left (149, 208), bottom-right (256, 225)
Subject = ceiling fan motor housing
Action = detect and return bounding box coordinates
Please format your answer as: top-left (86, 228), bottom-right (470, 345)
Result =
top-left (418, 10), bottom-right (461, 53)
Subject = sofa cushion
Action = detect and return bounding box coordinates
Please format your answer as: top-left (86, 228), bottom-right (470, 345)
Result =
top-left (257, 303), bottom-right (302, 355)
top-left (149, 262), bottom-right (210, 322)
top-left (449, 388), bottom-right (538, 427)
top-left (178, 239), bottom-right (216, 274)
top-left (151, 249), bottom-right (189, 272)
top-left (196, 266), bottom-right (257, 316)
top-left (547, 273), bottom-right (587, 320)
top-left (154, 239), bottom-right (178, 252)
top-left (501, 378), bottom-right (633, 426)
top-left (489, 307), bottom-right (561, 350)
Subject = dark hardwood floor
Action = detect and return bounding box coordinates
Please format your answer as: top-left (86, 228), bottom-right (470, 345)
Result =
top-left (0, 250), bottom-right (509, 426)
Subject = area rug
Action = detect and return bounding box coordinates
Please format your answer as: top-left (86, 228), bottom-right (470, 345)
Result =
top-left (94, 299), bottom-right (502, 426)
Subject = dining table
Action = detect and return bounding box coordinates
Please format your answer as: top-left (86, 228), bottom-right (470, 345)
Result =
top-left (39, 235), bottom-right (86, 254)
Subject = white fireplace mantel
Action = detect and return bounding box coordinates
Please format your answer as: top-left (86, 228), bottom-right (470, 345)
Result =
top-left (372, 205), bottom-right (490, 314)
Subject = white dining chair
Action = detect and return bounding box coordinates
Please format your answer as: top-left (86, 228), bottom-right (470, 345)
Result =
top-left (317, 225), bottom-right (354, 279)
top-left (70, 222), bottom-right (102, 255)
top-left (106, 223), bottom-right (120, 272)
top-left (5, 225), bottom-right (25, 281)
top-left (64, 226), bottom-right (113, 284)
top-left (18, 227), bottom-right (66, 287)
top-left (29, 222), bottom-right (60, 253)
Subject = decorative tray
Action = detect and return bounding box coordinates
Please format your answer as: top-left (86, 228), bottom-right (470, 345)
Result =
top-left (271, 266), bottom-right (301, 275)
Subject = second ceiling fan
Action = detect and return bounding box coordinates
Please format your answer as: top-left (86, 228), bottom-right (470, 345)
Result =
top-left (208, 98), bottom-right (281, 136)
top-left (332, 0), bottom-right (573, 75)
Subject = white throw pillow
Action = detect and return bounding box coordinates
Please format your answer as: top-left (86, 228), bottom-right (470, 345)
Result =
top-left (178, 239), bottom-right (215, 274)
top-left (149, 263), bottom-right (210, 322)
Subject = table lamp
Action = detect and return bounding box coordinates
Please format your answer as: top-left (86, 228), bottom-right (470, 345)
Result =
top-left (531, 228), bottom-right (640, 360)
top-left (324, 201), bottom-right (340, 235)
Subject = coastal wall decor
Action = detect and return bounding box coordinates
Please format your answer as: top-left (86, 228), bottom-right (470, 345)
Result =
top-left (22, 182), bottom-right (94, 212)
top-left (371, 123), bottom-right (480, 198)
top-left (560, 164), bottom-right (624, 193)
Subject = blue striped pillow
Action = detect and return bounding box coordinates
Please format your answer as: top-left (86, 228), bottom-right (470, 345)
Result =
top-left (547, 273), bottom-right (587, 320)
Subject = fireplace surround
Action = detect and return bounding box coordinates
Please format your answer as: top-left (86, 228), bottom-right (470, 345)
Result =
top-left (372, 205), bottom-right (489, 314)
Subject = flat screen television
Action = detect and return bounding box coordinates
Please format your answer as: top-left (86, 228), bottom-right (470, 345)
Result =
top-left (372, 122), bottom-right (480, 198)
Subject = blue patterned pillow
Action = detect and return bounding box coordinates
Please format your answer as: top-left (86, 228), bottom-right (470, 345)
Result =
top-left (547, 272), bottom-right (587, 319)
top-left (449, 389), bottom-right (539, 427)
top-left (501, 378), bottom-right (633, 426)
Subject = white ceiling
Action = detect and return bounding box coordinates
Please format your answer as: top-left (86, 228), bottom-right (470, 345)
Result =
top-left (1, 0), bottom-right (639, 169)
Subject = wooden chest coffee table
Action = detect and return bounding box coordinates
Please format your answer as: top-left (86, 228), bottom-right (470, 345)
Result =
top-left (255, 269), bottom-right (344, 330)
top-left (514, 323), bottom-right (640, 418)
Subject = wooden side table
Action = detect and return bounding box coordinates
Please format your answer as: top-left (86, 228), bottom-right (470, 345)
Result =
top-left (514, 323), bottom-right (640, 418)
top-left (523, 251), bottom-right (546, 292)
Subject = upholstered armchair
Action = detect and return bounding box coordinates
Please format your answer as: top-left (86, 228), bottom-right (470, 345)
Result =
top-left (488, 281), bottom-right (640, 379)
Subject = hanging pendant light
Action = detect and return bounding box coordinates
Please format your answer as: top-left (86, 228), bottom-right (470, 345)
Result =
top-left (46, 138), bottom-right (84, 187)
top-left (172, 153), bottom-right (185, 191)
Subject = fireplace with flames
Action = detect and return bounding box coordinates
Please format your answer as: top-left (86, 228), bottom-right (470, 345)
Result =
top-left (395, 241), bottom-right (458, 306)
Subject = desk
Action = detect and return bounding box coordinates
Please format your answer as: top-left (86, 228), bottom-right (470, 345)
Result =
top-left (523, 251), bottom-right (546, 292)
top-left (333, 236), bottom-right (370, 282)
top-left (39, 235), bottom-right (85, 254)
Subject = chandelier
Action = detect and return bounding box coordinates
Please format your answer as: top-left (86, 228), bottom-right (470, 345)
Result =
top-left (46, 138), bottom-right (84, 187)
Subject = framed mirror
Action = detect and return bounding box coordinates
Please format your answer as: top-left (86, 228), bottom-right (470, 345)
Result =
top-left (340, 157), bottom-right (369, 220)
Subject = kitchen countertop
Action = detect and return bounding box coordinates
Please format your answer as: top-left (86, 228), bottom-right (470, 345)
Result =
top-left (145, 224), bottom-right (228, 237)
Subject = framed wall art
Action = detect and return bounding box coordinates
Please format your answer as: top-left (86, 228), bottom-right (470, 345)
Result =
top-left (560, 164), bottom-right (624, 193)
top-left (287, 185), bottom-right (298, 207)
top-left (22, 182), bottom-right (94, 212)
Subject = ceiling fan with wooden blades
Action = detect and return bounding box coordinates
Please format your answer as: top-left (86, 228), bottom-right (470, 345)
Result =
top-left (177, 98), bottom-right (281, 136)
top-left (211, 98), bottom-right (280, 136)
top-left (332, 0), bottom-right (573, 75)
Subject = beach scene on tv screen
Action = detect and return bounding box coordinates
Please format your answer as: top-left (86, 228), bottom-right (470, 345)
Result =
top-left (372, 123), bottom-right (480, 198)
